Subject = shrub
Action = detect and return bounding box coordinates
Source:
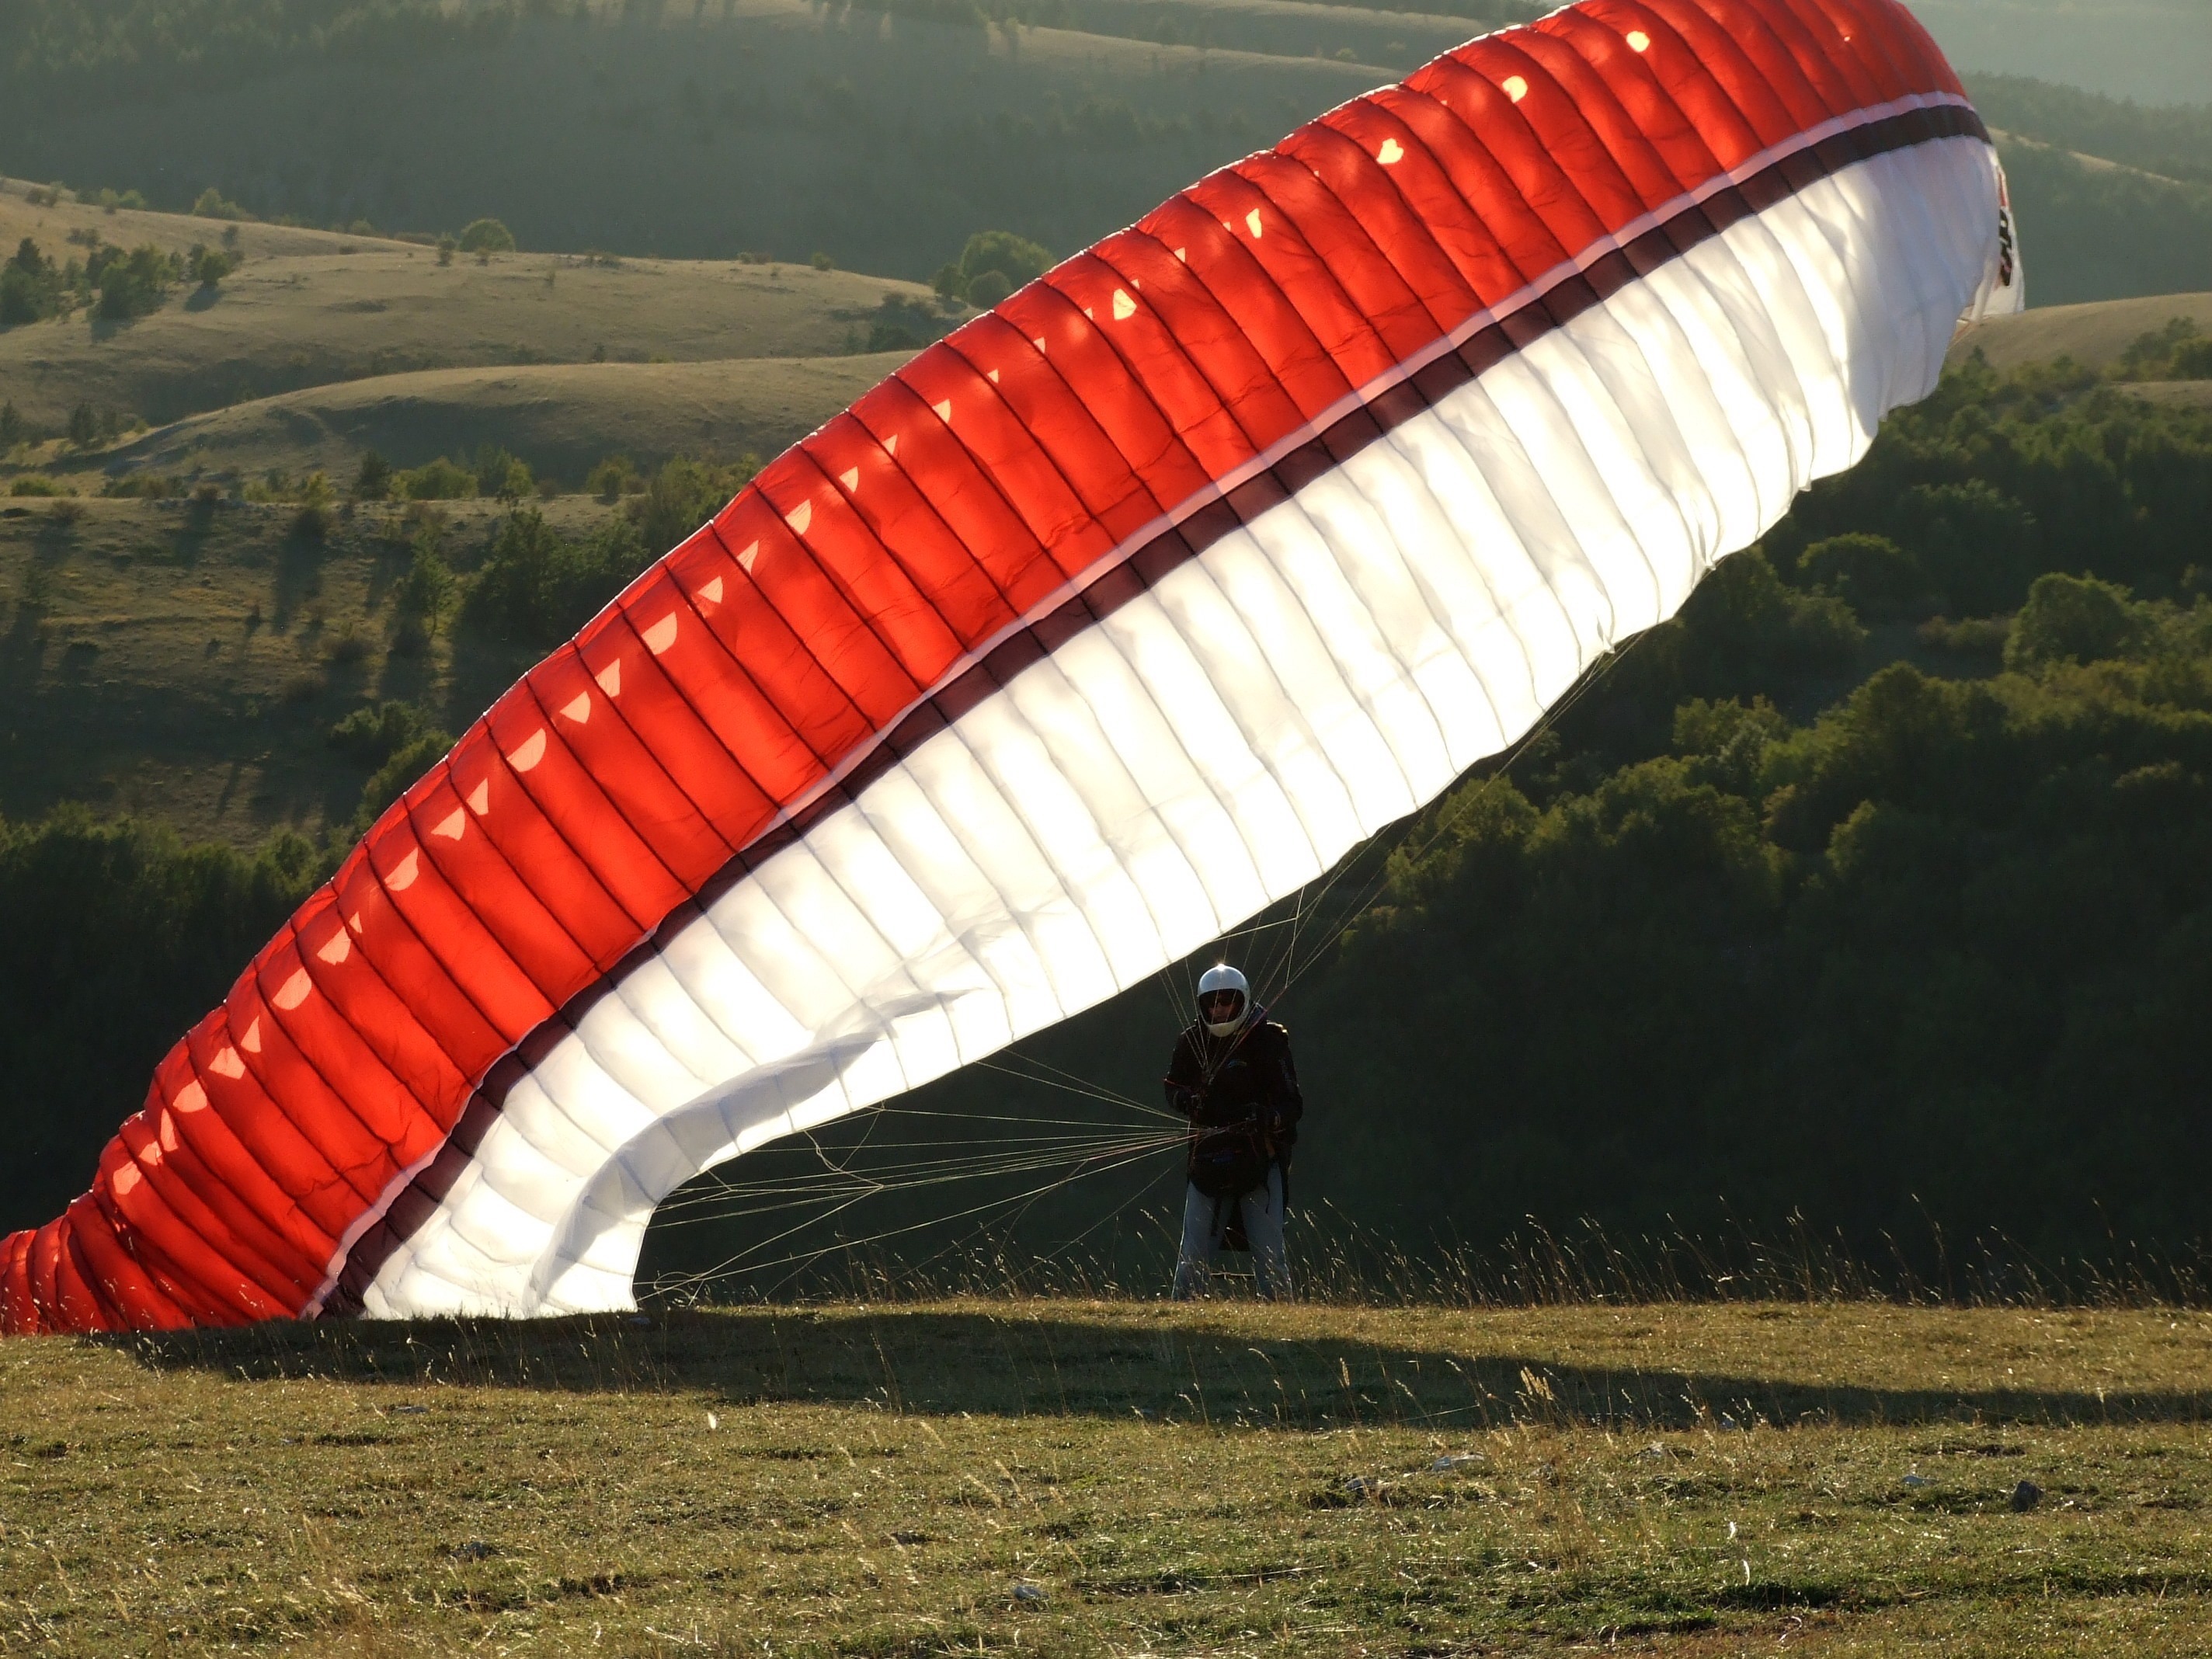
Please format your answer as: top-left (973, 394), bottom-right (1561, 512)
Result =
top-left (188, 245), bottom-right (234, 287)
top-left (329, 701), bottom-right (439, 767)
top-left (586, 454), bottom-right (640, 501)
top-left (456, 217), bottom-right (515, 254)
top-left (354, 450), bottom-right (393, 501)
top-left (472, 445), bottom-right (532, 505)
top-left (460, 510), bottom-right (651, 645)
top-left (0, 402), bottom-right (23, 449)
top-left (191, 187), bottom-right (249, 221)
top-left (955, 229), bottom-right (1050, 301)
top-left (24, 184), bottom-right (62, 207)
top-left (436, 235), bottom-right (456, 267)
top-left (632, 454), bottom-right (753, 557)
top-left (66, 403), bottom-right (97, 447)
top-left (1798, 532), bottom-right (1929, 622)
top-left (9, 476), bottom-right (64, 497)
top-left (399, 457), bottom-right (475, 500)
top-left (809, 250), bottom-right (834, 271)
top-left (359, 729), bottom-right (452, 822)
top-left (393, 541), bottom-right (456, 636)
top-left (291, 471), bottom-right (336, 539)
top-left (92, 243), bottom-right (179, 319)
top-left (322, 626), bottom-right (372, 666)
top-left (963, 269), bottom-right (1012, 308)
top-left (0, 240), bottom-right (53, 326)
top-left (2005, 571), bottom-right (2141, 669)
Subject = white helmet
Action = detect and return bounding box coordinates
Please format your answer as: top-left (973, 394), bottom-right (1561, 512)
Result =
top-left (1196, 963), bottom-right (1250, 1037)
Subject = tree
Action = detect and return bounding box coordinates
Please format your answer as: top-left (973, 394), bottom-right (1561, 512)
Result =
top-left (457, 217), bottom-right (516, 254)
top-left (953, 229), bottom-right (1050, 304)
top-left (354, 450), bottom-right (394, 501)
top-left (67, 403), bottom-right (97, 447)
top-left (188, 245), bottom-right (234, 287)
top-left (2005, 572), bottom-right (2140, 668)
top-left (633, 454), bottom-right (754, 557)
top-left (393, 540), bottom-right (456, 637)
top-left (473, 445), bottom-right (532, 506)
top-left (191, 187), bottom-right (248, 221)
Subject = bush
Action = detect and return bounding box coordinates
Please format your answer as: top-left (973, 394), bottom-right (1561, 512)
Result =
top-left (586, 454), bottom-right (640, 501)
top-left (2005, 572), bottom-right (2141, 669)
top-left (456, 217), bottom-right (515, 254)
top-left (472, 445), bottom-right (532, 505)
top-left (354, 450), bottom-right (393, 501)
top-left (0, 402), bottom-right (23, 449)
top-left (3, 238), bottom-right (62, 327)
top-left (1798, 532), bottom-right (1929, 622)
top-left (436, 235), bottom-right (456, 267)
top-left (329, 700), bottom-right (440, 767)
top-left (460, 510), bottom-right (651, 645)
top-left (809, 250), bottom-right (834, 271)
top-left (944, 229), bottom-right (1051, 307)
top-left (92, 242), bottom-right (179, 319)
top-left (393, 541), bottom-right (456, 636)
top-left (66, 403), bottom-right (97, 447)
top-left (8, 476), bottom-right (64, 497)
top-left (291, 471), bottom-right (336, 539)
top-left (631, 454), bottom-right (753, 557)
top-left (399, 457), bottom-right (475, 500)
top-left (359, 729), bottom-right (453, 822)
top-left (188, 245), bottom-right (234, 287)
top-left (191, 187), bottom-right (249, 221)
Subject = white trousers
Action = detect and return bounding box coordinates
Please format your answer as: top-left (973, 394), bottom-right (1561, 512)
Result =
top-left (1171, 1166), bottom-right (1292, 1300)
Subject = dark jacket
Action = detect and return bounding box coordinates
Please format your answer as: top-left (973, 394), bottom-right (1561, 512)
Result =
top-left (1163, 1015), bottom-right (1303, 1197)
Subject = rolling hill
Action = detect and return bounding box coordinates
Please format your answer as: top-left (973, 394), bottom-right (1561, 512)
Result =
top-left (0, 176), bottom-right (945, 434)
top-left (1949, 290), bottom-right (2212, 371)
top-left (97, 353), bottom-right (906, 482)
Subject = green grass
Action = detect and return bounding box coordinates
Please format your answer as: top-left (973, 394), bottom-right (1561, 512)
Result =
top-left (6, 1299), bottom-right (2212, 1655)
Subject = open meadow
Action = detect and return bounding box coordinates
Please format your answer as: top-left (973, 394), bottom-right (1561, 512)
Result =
top-left (6, 1298), bottom-right (2212, 1655)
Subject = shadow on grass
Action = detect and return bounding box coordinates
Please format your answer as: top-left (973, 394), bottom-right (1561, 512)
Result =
top-left (100, 1306), bottom-right (2212, 1431)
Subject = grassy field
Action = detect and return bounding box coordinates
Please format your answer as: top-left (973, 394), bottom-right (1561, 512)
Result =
top-left (5, 1297), bottom-right (2211, 1655)
top-left (95, 354), bottom-right (905, 490)
top-left (1949, 290), bottom-right (2212, 371)
top-left (0, 179), bottom-right (941, 436)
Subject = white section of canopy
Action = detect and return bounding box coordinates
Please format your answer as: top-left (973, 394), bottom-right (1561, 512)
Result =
top-left (352, 133), bottom-right (2018, 1319)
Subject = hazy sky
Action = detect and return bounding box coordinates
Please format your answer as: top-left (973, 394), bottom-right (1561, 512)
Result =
top-left (1906, 0), bottom-right (2212, 105)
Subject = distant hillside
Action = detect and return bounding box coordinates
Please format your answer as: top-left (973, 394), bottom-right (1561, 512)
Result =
top-left (0, 0), bottom-right (1400, 280)
top-left (0, 180), bottom-right (944, 434)
top-left (1986, 135), bottom-right (2212, 308)
top-left (1967, 71), bottom-right (2212, 186)
top-left (101, 353), bottom-right (906, 482)
top-left (1950, 290), bottom-right (2212, 372)
top-left (6, 5), bottom-right (2208, 309)
top-left (1913, 0), bottom-right (2212, 108)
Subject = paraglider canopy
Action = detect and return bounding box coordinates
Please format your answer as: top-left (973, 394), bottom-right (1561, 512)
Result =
top-left (2, 0), bottom-right (2019, 1334)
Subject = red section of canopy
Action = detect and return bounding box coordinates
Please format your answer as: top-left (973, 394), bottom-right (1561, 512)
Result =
top-left (2, 0), bottom-right (1969, 1334)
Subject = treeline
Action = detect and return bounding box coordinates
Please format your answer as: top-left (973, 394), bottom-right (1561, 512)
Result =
top-left (1, 232), bottom-right (231, 327)
top-left (1967, 71), bottom-right (2212, 187)
top-left (1991, 137), bottom-right (2212, 308)
top-left (0, 809), bottom-right (323, 1226)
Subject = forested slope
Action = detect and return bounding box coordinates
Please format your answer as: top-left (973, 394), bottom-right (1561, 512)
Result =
top-left (0, 2), bottom-right (2203, 303)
